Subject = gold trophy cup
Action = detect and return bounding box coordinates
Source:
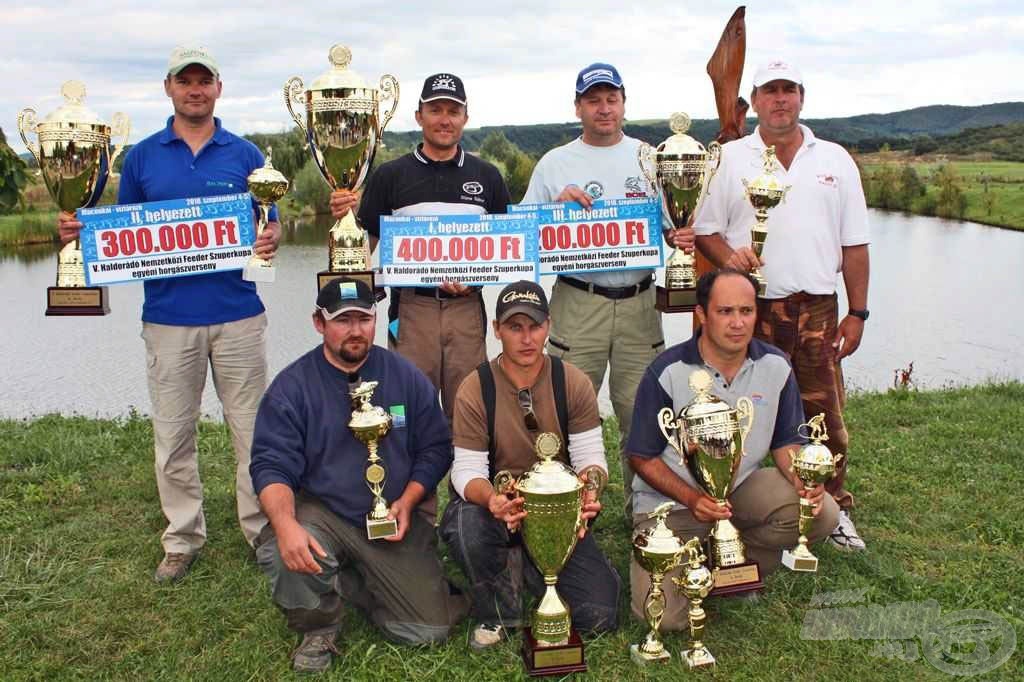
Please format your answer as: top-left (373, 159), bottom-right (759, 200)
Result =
top-left (493, 432), bottom-right (588, 676)
top-left (638, 112), bottom-right (721, 313)
top-left (741, 145), bottom-right (791, 297)
top-left (672, 536), bottom-right (717, 669)
top-left (631, 502), bottom-right (686, 665)
top-left (782, 413), bottom-right (844, 572)
top-left (659, 368), bottom-right (763, 596)
top-left (18, 81), bottom-right (129, 315)
top-left (348, 381), bottom-right (396, 540)
top-left (243, 147), bottom-right (289, 283)
top-left (285, 45), bottom-right (398, 293)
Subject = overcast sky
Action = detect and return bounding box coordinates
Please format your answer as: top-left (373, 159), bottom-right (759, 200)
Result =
top-left (4, 0), bottom-right (1022, 152)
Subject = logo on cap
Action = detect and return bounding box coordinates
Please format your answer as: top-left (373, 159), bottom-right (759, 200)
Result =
top-left (767, 61), bottom-right (789, 70)
top-left (583, 68), bottom-right (614, 83)
top-left (432, 75), bottom-right (457, 92)
top-left (501, 289), bottom-right (542, 304)
top-left (339, 281), bottom-right (358, 299)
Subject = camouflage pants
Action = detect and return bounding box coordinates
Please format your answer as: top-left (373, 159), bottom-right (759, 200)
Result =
top-left (756, 292), bottom-right (853, 510)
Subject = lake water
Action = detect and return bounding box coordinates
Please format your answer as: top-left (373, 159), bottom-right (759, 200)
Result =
top-left (2, 209), bottom-right (1022, 418)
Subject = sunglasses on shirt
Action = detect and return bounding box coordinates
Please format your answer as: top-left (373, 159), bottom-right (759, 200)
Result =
top-left (517, 388), bottom-right (539, 432)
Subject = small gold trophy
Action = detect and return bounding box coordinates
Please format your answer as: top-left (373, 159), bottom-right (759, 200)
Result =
top-left (659, 369), bottom-right (763, 596)
top-left (348, 381), bottom-right (396, 540)
top-left (493, 432), bottom-right (588, 676)
top-left (285, 45), bottom-right (398, 293)
top-left (631, 502), bottom-right (686, 665)
top-left (672, 536), bottom-right (717, 669)
top-left (638, 112), bottom-right (721, 313)
top-left (18, 81), bottom-right (129, 315)
top-left (782, 413), bottom-right (844, 572)
top-left (243, 147), bottom-right (289, 283)
top-left (741, 145), bottom-right (791, 296)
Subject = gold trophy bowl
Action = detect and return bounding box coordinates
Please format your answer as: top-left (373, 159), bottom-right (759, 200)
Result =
top-left (348, 380), bottom-right (396, 540)
top-left (659, 368), bottom-right (763, 596)
top-left (782, 413), bottom-right (843, 572)
top-left (672, 536), bottom-right (717, 669)
top-left (18, 81), bottom-right (129, 316)
top-left (631, 502), bottom-right (686, 665)
top-left (493, 432), bottom-right (587, 676)
top-left (638, 112), bottom-right (721, 313)
top-left (284, 44), bottom-right (398, 293)
top-left (243, 147), bottom-right (289, 283)
top-left (741, 145), bottom-right (791, 297)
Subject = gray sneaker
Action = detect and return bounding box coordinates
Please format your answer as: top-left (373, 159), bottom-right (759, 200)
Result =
top-left (828, 510), bottom-right (867, 551)
top-left (153, 552), bottom-right (197, 583)
top-left (470, 623), bottom-right (507, 651)
top-left (292, 628), bottom-right (340, 673)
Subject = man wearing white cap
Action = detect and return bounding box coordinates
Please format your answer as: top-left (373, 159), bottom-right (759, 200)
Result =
top-left (57, 45), bottom-right (282, 581)
top-left (693, 59), bottom-right (870, 551)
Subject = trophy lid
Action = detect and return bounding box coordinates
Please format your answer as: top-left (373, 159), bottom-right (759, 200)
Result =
top-left (308, 45), bottom-right (373, 91)
top-left (747, 145), bottom-right (787, 191)
top-left (681, 369), bottom-right (734, 418)
top-left (38, 81), bottom-right (107, 128)
top-left (657, 113), bottom-right (707, 156)
top-left (517, 433), bottom-right (583, 495)
top-left (795, 413), bottom-right (833, 466)
top-left (247, 147), bottom-right (289, 186)
top-left (634, 502), bottom-right (686, 556)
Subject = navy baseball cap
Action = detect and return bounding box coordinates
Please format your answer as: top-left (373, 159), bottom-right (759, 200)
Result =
top-left (316, 277), bottom-right (375, 320)
top-left (420, 73), bottom-right (467, 106)
top-left (575, 62), bottom-right (624, 95)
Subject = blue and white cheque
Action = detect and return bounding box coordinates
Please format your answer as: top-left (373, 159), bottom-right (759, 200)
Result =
top-left (379, 213), bottom-right (540, 287)
top-left (78, 193), bottom-right (256, 286)
top-left (510, 197), bottom-right (664, 276)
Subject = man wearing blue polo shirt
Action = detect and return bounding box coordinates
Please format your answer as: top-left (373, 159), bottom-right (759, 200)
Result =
top-left (57, 45), bottom-right (281, 582)
top-left (626, 269), bottom-right (838, 629)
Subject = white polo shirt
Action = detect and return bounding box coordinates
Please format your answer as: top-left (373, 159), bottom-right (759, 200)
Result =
top-left (693, 125), bottom-right (870, 299)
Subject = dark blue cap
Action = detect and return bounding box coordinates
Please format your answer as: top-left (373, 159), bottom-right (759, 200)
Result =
top-left (575, 63), bottom-right (624, 94)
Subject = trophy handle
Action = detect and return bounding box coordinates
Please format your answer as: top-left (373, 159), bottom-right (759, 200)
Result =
top-left (493, 469), bottom-right (517, 496)
top-left (637, 143), bottom-right (659, 196)
top-left (108, 112), bottom-right (131, 177)
top-left (735, 396), bottom-right (754, 443)
top-left (658, 407), bottom-right (687, 460)
top-left (17, 109), bottom-right (41, 166)
top-left (704, 141), bottom-right (722, 197)
top-left (284, 77), bottom-right (309, 137)
top-left (378, 74), bottom-right (399, 137)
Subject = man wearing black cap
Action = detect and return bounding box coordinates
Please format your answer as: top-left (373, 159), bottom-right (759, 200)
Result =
top-left (440, 280), bottom-right (620, 650)
top-left (250, 278), bottom-right (467, 673)
top-left (522, 62), bottom-right (696, 517)
top-left (329, 73), bottom-right (511, 422)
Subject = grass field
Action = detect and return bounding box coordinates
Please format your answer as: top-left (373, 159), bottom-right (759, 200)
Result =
top-left (2, 384), bottom-right (1022, 680)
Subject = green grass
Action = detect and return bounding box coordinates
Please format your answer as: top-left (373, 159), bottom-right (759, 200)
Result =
top-left (0, 210), bottom-right (58, 247)
top-left (2, 385), bottom-right (1022, 680)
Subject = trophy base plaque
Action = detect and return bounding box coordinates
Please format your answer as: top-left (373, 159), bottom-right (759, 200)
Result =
top-left (782, 549), bottom-right (818, 572)
top-left (682, 646), bottom-right (716, 669)
top-left (46, 286), bottom-right (110, 316)
top-left (522, 628), bottom-right (586, 677)
top-left (630, 643), bottom-right (671, 665)
top-left (655, 285), bottom-right (697, 313)
top-left (243, 263), bottom-right (276, 283)
top-left (366, 515), bottom-right (398, 541)
top-left (709, 559), bottom-right (764, 597)
top-left (318, 269), bottom-right (376, 294)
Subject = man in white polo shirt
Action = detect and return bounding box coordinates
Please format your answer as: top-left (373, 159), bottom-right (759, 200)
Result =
top-left (693, 59), bottom-right (869, 551)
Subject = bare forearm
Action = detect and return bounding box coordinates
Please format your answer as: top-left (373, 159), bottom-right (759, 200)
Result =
top-left (841, 244), bottom-right (869, 310)
top-left (695, 233), bottom-right (733, 268)
top-left (259, 483), bottom-right (298, 530)
top-left (463, 478), bottom-right (495, 508)
top-left (771, 444), bottom-right (801, 488)
top-left (397, 480), bottom-right (427, 508)
top-left (629, 454), bottom-right (700, 508)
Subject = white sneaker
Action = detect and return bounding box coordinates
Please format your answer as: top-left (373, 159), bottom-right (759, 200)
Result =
top-left (470, 623), bottom-right (506, 650)
top-left (828, 510), bottom-right (867, 551)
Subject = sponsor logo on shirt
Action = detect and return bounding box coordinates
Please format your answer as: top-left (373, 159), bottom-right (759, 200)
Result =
top-left (206, 180), bottom-right (235, 189)
top-left (751, 393), bottom-right (764, 404)
top-left (583, 181), bottom-right (604, 199)
top-left (389, 404), bottom-right (406, 428)
top-left (817, 174), bottom-right (837, 188)
top-left (462, 181), bottom-right (483, 195)
top-left (624, 175), bottom-right (646, 198)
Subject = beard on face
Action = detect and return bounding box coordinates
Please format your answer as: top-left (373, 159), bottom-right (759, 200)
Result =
top-left (333, 336), bottom-right (370, 365)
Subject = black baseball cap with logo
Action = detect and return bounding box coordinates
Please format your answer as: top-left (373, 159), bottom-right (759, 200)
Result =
top-left (315, 277), bottom-right (376, 320)
top-left (495, 280), bottom-right (549, 324)
top-left (420, 73), bottom-right (467, 106)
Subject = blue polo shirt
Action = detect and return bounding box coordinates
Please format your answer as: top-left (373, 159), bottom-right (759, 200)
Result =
top-left (627, 332), bottom-right (806, 515)
top-left (117, 116), bottom-right (278, 325)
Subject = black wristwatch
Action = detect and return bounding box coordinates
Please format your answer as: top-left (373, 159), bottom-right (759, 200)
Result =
top-left (848, 308), bottom-right (870, 321)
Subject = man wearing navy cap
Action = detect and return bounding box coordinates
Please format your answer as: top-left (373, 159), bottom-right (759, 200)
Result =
top-left (522, 63), bottom-right (696, 517)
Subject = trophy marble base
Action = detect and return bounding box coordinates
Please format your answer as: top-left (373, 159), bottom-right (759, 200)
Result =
top-left (709, 559), bottom-right (764, 597)
top-left (522, 628), bottom-right (586, 677)
top-left (46, 286), bottom-right (110, 316)
top-left (655, 285), bottom-right (697, 313)
top-left (630, 643), bottom-right (671, 665)
top-left (318, 269), bottom-right (376, 294)
top-left (243, 263), bottom-right (276, 283)
top-left (682, 646), bottom-right (716, 669)
top-left (782, 549), bottom-right (818, 572)
top-left (366, 515), bottom-right (398, 541)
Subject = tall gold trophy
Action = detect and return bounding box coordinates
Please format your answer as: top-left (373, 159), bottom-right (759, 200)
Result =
top-left (285, 45), bottom-right (398, 293)
top-left (673, 536), bottom-right (717, 669)
top-left (659, 369), bottom-right (763, 596)
top-left (782, 413), bottom-right (843, 572)
top-left (638, 113), bottom-right (721, 313)
top-left (18, 81), bottom-right (129, 315)
top-left (631, 502), bottom-right (686, 664)
top-left (348, 381), bottom-right (396, 540)
top-left (493, 433), bottom-right (588, 676)
top-left (242, 147), bottom-right (289, 283)
top-left (742, 145), bottom-right (791, 297)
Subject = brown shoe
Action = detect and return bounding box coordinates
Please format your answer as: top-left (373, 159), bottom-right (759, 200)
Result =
top-left (292, 628), bottom-right (340, 673)
top-left (153, 552), bottom-right (197, 583)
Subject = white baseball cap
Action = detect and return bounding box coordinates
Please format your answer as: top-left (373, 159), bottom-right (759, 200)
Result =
top-left (752, 59), bottom-right (803, 87)
top-left (167, 45), bottom-right (220, 79)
